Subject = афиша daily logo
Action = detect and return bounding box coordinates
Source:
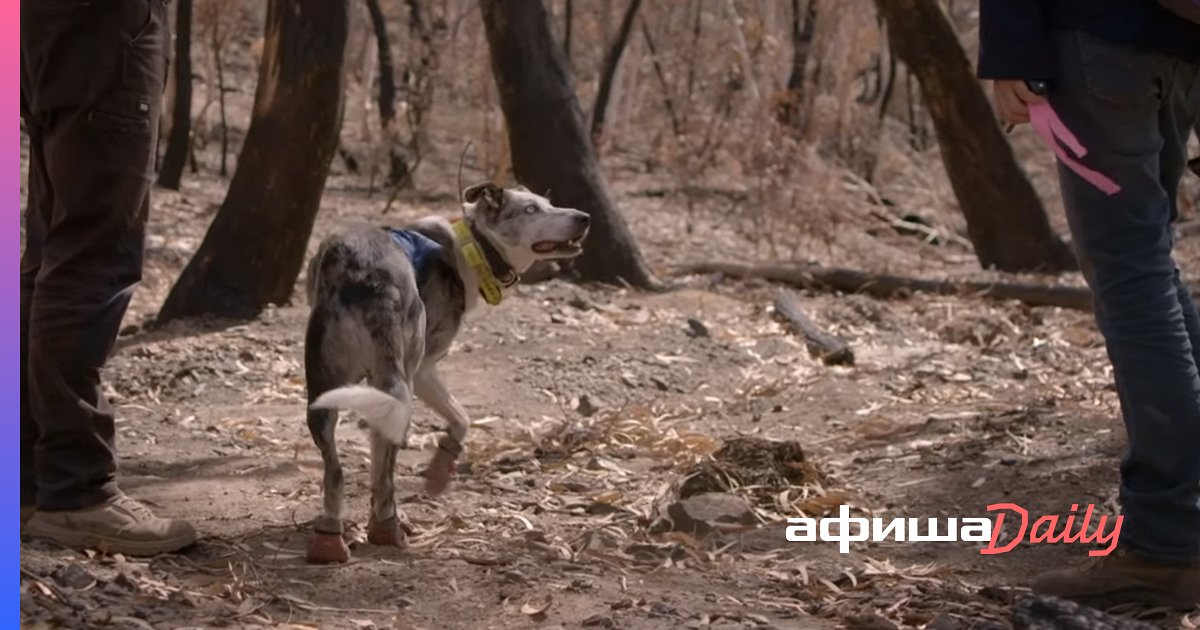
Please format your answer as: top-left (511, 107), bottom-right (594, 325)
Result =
top-left (786, 503), bottom-right (1122, 555)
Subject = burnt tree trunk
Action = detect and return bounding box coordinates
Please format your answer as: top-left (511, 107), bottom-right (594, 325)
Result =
top-left (640, 18), bottom-right (681, 137)
top-left (589, 0), bottom-right (643, 147)
top-left (562, 0), bottom-right (573, 62)
top-left (157, 0), bottom-right (193, 190)
top-left (213, 20), bottom-right (229, 177)
top-left (776, 0), bottom-right (817, 127)
top-left (365, 0), bottom-right (396, 127)
top-left (478, 0), bottom-right (661, 290)
top-left (872, 0), bottom-right (1076, 273)
top-left (156, 0), bottom-right (350, 324)
top-left (365, 0), bottom-right (409, 187)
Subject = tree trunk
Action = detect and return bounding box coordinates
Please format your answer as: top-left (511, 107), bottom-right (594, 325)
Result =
top-left (477, 0), bottom-right (661, 290)
top-left (213, 19), bottom-right (229, 177)
top-left (562, 0), bottom-right (573, 63)
top-left (590, 0), bottom-right (643, 147)
top-left (157, 0), bottom-right (193, 190)
top-left (640, 18), bottom-right (681, 137)
top-left (776, 0), bottom-right (817, 127)
top-left (364, 0), bottom-right (396, 127)
top-left (872, 0), bottom-right (1076, 273)
top-left (156, 0), bottom-right (350, 324)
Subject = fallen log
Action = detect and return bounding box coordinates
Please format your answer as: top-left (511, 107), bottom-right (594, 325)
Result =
top-left (676, 261), bottom-right (1096, 311)
top-left (773, 291), bottom-right (854, 366)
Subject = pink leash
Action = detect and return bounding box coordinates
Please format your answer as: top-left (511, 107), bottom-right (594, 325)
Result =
top-left (1027, 101), bottom-right (1122, 195)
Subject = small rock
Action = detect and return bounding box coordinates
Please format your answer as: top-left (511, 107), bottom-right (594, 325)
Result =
top-left (650, 376), bottom-right (670, 391)
top-left (119, 324), bottom-right (139, 337)
top-left (686, 318), bottom-right (710, 338)
top-left (569, 295), bottom-right (595, 311)
top-left (1001, 456), bottom-right (1019, 466)
top-left (666, 493), bottom-right (758, 536)
top-left (577, 395), bottom-right (600, 417)
top-left (841, 613), bottom-right (899, 630)
top-left (925, 614), bottom-right (966, 630)
top-left (582, 613), bottom-right (614, 627)
top-left (51, 564), bottom-right (96, 590)
top-left (566, 578), bottom-right (596, 592)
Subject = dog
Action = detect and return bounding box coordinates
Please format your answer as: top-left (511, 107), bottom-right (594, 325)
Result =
top-left (298, 181), bottom-right (589, 564)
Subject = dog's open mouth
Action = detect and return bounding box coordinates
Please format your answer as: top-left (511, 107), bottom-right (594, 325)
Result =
top-left (532, 235), bottom-right (585, 255)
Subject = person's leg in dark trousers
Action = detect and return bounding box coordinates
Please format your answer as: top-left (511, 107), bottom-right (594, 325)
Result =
top-left (1030, 29), bottom-right (1200, 610)
top-left (20, 0), bottom-right (196, 556)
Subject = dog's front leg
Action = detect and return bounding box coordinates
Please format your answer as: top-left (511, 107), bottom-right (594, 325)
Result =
top-left (413, 365), bottom-right (468, 497)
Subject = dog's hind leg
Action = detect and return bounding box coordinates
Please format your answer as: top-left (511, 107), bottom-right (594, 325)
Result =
top-left (413, 365), bottom-right (469, 497)
top-left (305, 405), bottom-right (351, 563)
top-left (302, 313), bottom-right (353, 564)
top-left (365, 372), bottom-right (415, 548)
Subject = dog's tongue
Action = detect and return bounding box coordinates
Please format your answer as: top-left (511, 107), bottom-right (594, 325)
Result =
top-left (532, 241), bottom-right (560, 253)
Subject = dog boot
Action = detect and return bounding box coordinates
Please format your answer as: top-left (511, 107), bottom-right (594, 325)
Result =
top-left (1031, 548), bottom-right (1200, 611)
top-left (24, 493), bottom-right (197, 557)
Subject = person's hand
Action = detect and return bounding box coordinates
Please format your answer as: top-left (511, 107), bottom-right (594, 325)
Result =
top-left (993, 79), bottom-right (1046, 126)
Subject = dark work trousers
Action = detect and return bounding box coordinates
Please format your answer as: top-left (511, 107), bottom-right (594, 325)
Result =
top-left (20, 0), bottom-right (169, 512)
top-left (1048, 30), bottom-right (1200, 566)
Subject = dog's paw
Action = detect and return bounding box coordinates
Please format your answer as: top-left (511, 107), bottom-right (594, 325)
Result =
top-left (367, 515), bottom-right (412, 548)
top-left (423, 436), bottom-right (462, 497)
top-left (306, 533), bottom-right (351, 564)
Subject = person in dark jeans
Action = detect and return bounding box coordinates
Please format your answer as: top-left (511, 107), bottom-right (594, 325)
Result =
top-left (978, 0), bottom-right (1200, 611)
top-left (21, 0), bottom-right (196, 555)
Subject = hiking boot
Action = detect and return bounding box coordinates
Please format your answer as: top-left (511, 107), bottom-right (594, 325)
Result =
top-left (1031, 547), bottom-right (1200, 611)
top-left (23, 494), bottom-right (197, 556)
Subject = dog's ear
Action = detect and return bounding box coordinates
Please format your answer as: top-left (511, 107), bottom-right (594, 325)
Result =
top-left (513, 184), bottom-right (531, 193)
top-left (462, 182), bottom-right (504, 211)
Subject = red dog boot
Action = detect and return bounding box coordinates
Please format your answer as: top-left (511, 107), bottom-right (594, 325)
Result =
top-left (423, 436), bottom-right (463, 497)
top-left (367, 513), bottom-right (413, 548)
top-left (306, 529), bottom-right (350, 564)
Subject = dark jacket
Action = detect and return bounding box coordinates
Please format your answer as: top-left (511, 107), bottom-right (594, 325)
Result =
top-left (978, 0), bottom-right (1200, 80)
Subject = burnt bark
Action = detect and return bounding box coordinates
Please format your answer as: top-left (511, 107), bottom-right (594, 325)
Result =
top-left (639, 18), bottom-right (681, 137)
top-left (364, 0), bottom-right (396, 127)
top-left (156, 0), bottom-right (350, 324)
top-left (872, 0), bottom-right (1076, 273)
top-left (775, 0), bottom-right (817, 127)
top-left (562, 0), bottom-right (573, 62)
top-left (213, 19), bottom-right (229, 177)
top-left (478, 0), bottom-right (661, 290)
top-left (365, 0), bottom-right (409, 188)
top-left (157, 0), bottom-right (193, 190)
top-left (590, 0), bottom-right (644, 146)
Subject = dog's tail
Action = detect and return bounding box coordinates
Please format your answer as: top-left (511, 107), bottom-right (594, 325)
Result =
top-left (310, 385), bottom-right (412, 445)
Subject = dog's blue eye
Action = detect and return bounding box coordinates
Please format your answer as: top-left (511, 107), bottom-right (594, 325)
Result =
top-left (524, 205), bottom-right (537, 214)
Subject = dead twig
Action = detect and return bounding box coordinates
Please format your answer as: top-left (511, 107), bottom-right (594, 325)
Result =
top-left (773, 291), bottom-right (854, 366)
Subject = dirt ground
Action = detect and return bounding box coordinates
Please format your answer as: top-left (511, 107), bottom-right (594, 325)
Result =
top-left (18, 7), bottom-right (1200, 628)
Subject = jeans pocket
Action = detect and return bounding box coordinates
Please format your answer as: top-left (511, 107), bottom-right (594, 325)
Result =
top-left (120, 0), bottom-right (167, 94)
top-left (120, 0), bottom-right (153, 46)
top-left (1075, 30), bottom-right (1160, 108)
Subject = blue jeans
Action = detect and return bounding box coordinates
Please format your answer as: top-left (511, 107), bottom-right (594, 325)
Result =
top-left (1047, 29), bottom-right (1200, 566)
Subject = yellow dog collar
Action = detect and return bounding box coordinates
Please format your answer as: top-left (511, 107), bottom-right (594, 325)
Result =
top-left (451, 219), bottom-right (505, 306)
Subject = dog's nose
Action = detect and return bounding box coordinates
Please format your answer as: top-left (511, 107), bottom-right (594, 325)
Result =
top-left (576, 213), bottom-right (591, 227)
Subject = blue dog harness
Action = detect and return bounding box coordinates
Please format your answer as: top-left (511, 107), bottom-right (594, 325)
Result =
top-left (385, 228), bottom-right (444, 285)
